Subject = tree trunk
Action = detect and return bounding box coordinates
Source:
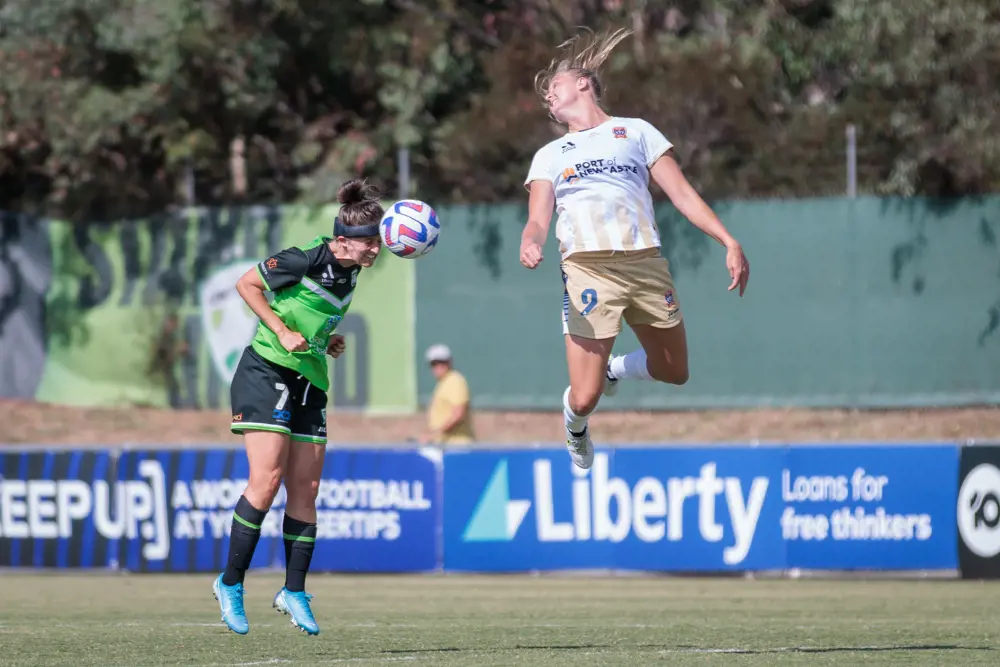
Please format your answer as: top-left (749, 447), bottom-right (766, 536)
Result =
top-left (229, 135), bottom-right (247, 199)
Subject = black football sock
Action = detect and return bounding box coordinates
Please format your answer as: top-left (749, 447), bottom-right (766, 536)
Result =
top-left (222, 496), bottom-right (267, 586)
top-left (283, 514), bottom-right (317, 593)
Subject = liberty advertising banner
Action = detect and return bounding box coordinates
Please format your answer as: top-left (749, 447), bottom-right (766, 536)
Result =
top-left (442, 445), bottom-right (958, 572)
top-left (1, 206), bottom-right (415, 413)
top-left (0, 448), bottom-right (439, 572)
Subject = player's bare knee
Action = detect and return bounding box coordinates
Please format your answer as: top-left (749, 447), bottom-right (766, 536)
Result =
top-left (285, 478), bottom-right (320, 515)
top-left (570, 389), bottom-right (601, 416)
top-left (650, 364), bottom-right (689, 386)
top-left (247, 467), bottom-right (283, 508)
top-left (288, 477), bottom-right (320, 504)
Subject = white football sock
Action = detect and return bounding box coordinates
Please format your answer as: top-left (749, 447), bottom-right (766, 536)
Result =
top-left (608, 349), bottom-right (653, 381)
top-left (562, 386), bottom-right (589, 435)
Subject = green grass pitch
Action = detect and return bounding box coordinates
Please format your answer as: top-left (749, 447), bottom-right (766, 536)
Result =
top-left (1, 573), bottom-right (998, 666)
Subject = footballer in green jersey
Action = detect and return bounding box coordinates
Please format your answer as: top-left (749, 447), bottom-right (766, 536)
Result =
top-left (212, 179), bottom-right (383, 637)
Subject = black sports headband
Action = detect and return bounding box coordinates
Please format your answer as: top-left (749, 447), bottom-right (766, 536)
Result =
top-left (334, 217), bottom-right (380, 238)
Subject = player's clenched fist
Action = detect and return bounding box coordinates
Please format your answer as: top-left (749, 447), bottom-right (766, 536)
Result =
top-left (327, 334), bottom-right (347, 358)
top-left (278, 329), bottom-right (308, 353)
top-left (520, 240), bottom-right (544, 269)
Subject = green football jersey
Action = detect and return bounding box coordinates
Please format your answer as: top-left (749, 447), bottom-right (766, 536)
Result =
top-left (251, 236), bottom-right (360, 391)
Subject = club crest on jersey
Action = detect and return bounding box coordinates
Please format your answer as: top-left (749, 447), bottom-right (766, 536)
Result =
top-left (613, 126), bottom-right (628, 139)
top-left (561, 167), bottom-right (580, 184)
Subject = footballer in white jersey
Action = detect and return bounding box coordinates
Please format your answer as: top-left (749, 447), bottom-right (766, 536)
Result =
top-left (525, 116), bottom-right (671, 260)
top-left (520, 27), bottom-right (750, 471)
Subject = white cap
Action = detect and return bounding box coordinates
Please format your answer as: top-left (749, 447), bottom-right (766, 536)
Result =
top-left (425, 344), bottom-right (452, 363)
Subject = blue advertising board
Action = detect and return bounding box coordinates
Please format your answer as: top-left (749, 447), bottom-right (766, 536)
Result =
top-left (780, 445), bottom-right (958, 570)
top-left (442, 445), bottom-right (958, 572)
top-left (0, 443), bottom-right (961, 573)
top-left (0, 448), bottom-right (439, 573)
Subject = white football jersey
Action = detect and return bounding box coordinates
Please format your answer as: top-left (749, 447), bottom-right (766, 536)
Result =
top-left (524, 116), bottom-right (673, 260)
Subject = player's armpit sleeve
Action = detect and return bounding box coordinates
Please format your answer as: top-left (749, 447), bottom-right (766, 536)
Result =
top-left (256, 247), bottom-right (309, 291)
top-left (637, 119), bottom-right (674, 168)
top-left (524, 147), bottom-right (555, 190)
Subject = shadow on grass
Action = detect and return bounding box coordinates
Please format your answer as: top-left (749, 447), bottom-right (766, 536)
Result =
top-left (376, 643), bottom-right (992, 655)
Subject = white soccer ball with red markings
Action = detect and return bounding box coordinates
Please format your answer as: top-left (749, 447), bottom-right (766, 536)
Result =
top-left (380, 199), bottom-right (441, 259)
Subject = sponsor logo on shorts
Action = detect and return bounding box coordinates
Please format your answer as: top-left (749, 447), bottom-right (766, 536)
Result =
top-left (613, 126), bottom-right (627, 139)
top-left (232, 413), bottom-right (243, 421)
top-left (266, 257), bottom-right (278, 270)
top-left (664, 290), bottom-right (678, 312)
top-left (272, 409), bottom-right (291, 423)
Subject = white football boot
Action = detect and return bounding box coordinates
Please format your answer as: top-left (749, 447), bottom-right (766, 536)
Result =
top-left (565, 426), bottom-right (594, 469)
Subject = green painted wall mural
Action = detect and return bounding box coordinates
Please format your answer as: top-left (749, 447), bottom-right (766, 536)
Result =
top-left (0, 206), bottom-right (415, 413)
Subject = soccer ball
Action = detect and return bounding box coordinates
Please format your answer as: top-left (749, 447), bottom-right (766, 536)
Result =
top-left (380, 199), bottom-right (440, 259)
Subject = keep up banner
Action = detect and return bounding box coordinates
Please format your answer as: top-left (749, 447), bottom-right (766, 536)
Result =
top-left (4, 442), bottom-right (1000, 578)
top-left (0, 448), bottom-right (439, 572)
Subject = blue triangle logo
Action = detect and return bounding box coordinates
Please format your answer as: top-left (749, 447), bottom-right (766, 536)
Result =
top-left (463, 460), bottom-right (512, 542)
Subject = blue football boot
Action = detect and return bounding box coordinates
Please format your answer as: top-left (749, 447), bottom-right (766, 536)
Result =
top-left (212, 573), bottom-right (250, 635)
top-left (273, 587), bottom-right (320, 635)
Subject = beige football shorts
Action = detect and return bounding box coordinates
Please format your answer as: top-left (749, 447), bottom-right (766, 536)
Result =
top-left (561, 248), bottom-right (682, 339)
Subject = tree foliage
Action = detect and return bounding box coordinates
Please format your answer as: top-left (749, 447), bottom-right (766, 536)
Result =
top-left (0, 0), bottom-right (998, 218)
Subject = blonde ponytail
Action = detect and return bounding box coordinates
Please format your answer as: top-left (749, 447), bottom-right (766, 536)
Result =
top-left (534, 27), bottom-right (634, 109)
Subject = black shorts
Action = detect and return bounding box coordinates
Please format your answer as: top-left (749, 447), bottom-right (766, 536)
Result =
top-left (229, 346), bottom-right (328, 445)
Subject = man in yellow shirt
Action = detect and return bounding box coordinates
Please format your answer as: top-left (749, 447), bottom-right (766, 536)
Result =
top-left (421, 344), bottom-right (475, 445)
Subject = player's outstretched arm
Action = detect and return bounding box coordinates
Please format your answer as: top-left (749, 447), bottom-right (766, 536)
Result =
top-left (235, 268), bottom-right (308, 351)
top-left (520, 180), bottom-right (555, 269)
top-left (650, 154), bottom-right (750, 296)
